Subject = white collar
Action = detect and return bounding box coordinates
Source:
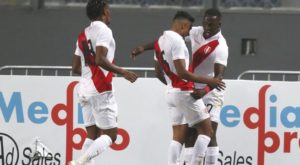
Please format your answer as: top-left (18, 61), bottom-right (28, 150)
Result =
top-left (203, 30), bottom-right (222, 41)
top-left (90, 20), bottom-right (107, 27)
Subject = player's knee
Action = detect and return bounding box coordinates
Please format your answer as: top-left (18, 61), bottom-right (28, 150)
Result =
top-left (200, 127), bottom-right (213, 138)
top-left (209, 136), bottom-right (217, 146)
top-left (184, 128), bottom-right (198, 146)
top-left (109, 133), bottom-right (117, 143)
top-left (205, 123), bottom-right (214, 137)
top-left (173, 132), bottom-right (186, 144)
top-left (207, 128), bottom-right (214, 138)
top-left (194, 119), bottom-right (214, 137)
top-left (103, 128), bottom-right (118, 143)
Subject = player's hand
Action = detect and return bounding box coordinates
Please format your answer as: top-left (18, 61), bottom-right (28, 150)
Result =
top-left (207, 78), bottom-right (225, 90)
top-left (131, 46), bottom-right (144, 61)
top-left (121, 70), bottom-right (138, 83)
top-left (190, 89), bottom-right (207, 100)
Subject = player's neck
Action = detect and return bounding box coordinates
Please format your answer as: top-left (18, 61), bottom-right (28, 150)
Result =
top-left (170, 25), bottom-right (183, 37)
top-left (203, 30), bottom-right (220, 39)
top-left (94, 16), bottom-right (109, 25)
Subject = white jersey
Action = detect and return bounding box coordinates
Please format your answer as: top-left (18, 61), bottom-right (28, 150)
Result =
top-left (188, 26), bottom-right (228, 89)
top-left (154, 30), bottom-right (194, 92)
top-left (74, 21), bottom-right (116, 96)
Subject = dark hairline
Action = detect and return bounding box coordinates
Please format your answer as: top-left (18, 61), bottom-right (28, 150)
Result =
top-left (86, 0), bottom-right (108, 21)
top-left (204, 8), bottom-right (222, 19)
top-left (173, 11), bottom-right (195, 23)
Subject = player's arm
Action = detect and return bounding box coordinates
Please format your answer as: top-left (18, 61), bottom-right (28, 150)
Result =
top-left (213, 45), bottom-right (228, 88)
top-left (174, 59), bottom-right (225, 89)
top-left (72, 55), bottom-right (81, 75)
top-left (191, 63), bottom-right (226, 99)
top-left (131, 41), bottom-right (155, 60)
top-left (214, 63), bottom-right (226, 79)
top-left (154, 61), bottom-right (167, 85)
top-left (214, 63), bottom-right (226, 92)
top-left (72, 41), bottom-right (82, 75)
top-left (95, 46), bottom-right (138, 83)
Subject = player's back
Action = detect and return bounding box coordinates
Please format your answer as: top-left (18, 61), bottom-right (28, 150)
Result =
top-left (155, 30), bottom-right (193, 92)
top-left (157, 31), bottom-right (186, 72)
top-left (75, 21), bottom-right (116, 96)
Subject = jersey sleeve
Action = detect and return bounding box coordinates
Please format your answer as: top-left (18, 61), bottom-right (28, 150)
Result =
top-left (189, 26), bottom-right (198, 36)
top-left (96, 27), bottom-right (112, 48)
top-left (185, 27), bottom-right (196, 43)
top-left (171, 37), bottom-right (186, 60)
top-left (214, 44), bottom-right (228, 66)
top-left (184, 36), bottom-right (191, 43)
top-left (74, 41), bottom-right (82, 56)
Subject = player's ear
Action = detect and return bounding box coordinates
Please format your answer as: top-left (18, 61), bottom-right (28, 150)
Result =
top-left (181, 23), bottom-right (185, 30)
top-left (103, 5), bottom-right (110, 16)
top-left (215, 22), bottom-right (221, 31)
top-left (103, 7), bottom-right (108, 16)
top-left (182, 22), bottom-right (188, 30)
top-left (178, 23), bottom-right (184, 33)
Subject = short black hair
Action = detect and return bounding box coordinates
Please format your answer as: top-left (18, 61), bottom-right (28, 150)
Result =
top-left (173, 11), bottom-right (195, 23)
top-left (86, 0), bottom-right (108, 21)
top-left (204, 8), bottom-right (222, 19)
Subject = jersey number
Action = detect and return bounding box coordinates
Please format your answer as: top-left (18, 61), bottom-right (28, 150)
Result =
top-left (206, 103), bottom-right (213, 113)
top-left (81, 39), bottom-right (96, 66)
top-left (157, 51), bottom-right (171, 76)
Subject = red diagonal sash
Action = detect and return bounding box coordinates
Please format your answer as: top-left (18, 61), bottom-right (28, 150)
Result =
top-left (78, 31), bottom-right (113, 93)
top-left (190, 40), bottom-right (219, 72)
top-left (154, 40), bottom-right (194, 91)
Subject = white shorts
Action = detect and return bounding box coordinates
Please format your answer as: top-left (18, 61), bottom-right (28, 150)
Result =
top-left (79, 92), bottom-right (118, 129)
top-left (166, 91), bottom-right (209, 127)
top-left (202, 89), bottom-right (225, 123)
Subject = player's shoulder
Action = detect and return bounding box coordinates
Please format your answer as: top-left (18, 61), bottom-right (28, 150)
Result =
top-left (165, 30), bottom-right (180, 37)
top-left (190, 26), bottom-right (204, 35)
top-left (215, 39), bottom-right (228, 54)
top-left (91, 21), bottom-right (112, 34)
top-left (214, 32), bottom-right (226, 46)
top-left (164, 30), bottom-right (184, 42)
top-left (191, 26), bottom-right (203, 31)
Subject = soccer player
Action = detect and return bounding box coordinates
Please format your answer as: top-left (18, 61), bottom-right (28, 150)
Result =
top-left (131, 8), bottom-right (228, 165)
top-left (132, 11), bottom-right (225, 165)
top-left (183, 8), bottom-right (228, 165)
top-left (70, 0), bottom-right (138, 165)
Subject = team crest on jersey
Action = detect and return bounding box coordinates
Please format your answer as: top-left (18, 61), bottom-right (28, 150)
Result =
top-left (204, 46), bottom-right (212, 54)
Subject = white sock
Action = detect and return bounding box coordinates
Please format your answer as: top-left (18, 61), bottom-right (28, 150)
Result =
top-left (205, 147), bottom-right (219, 165)
top-left (168, 140), bottom-right (183, 165)
top-left (183, 147), bottom-right (194, 165)
top-left (82, 138), bottom-right (94, 151)
top-left (82, 138), bottom-right (94, 165)
top-left (191, 135), bottom-right (211, 165)
top-left (84, 135), bottom-right (112, 161)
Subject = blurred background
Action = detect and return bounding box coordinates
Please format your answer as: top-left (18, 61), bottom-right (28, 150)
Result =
top-left (0, 0), bottom-right (300, 79)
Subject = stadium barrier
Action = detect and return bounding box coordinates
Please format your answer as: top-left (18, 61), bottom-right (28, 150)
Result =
top-left (0, 65), bottom-right (155, 77)
top-left (237, 70), bottom-right (300, 81)
top-left (1, 75), bottom-right (300, 165)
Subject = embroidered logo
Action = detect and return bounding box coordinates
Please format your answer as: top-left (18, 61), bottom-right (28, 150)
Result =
top-left (204, 46), bottom-right (212, 54)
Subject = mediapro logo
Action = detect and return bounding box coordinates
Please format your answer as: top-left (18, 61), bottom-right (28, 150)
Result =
top-left (0, 133), bottom-right (19, 165)
top-left (0, 81), bottom-right (130, 164)
top-left (220, 85), bottom-right (300, 165)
